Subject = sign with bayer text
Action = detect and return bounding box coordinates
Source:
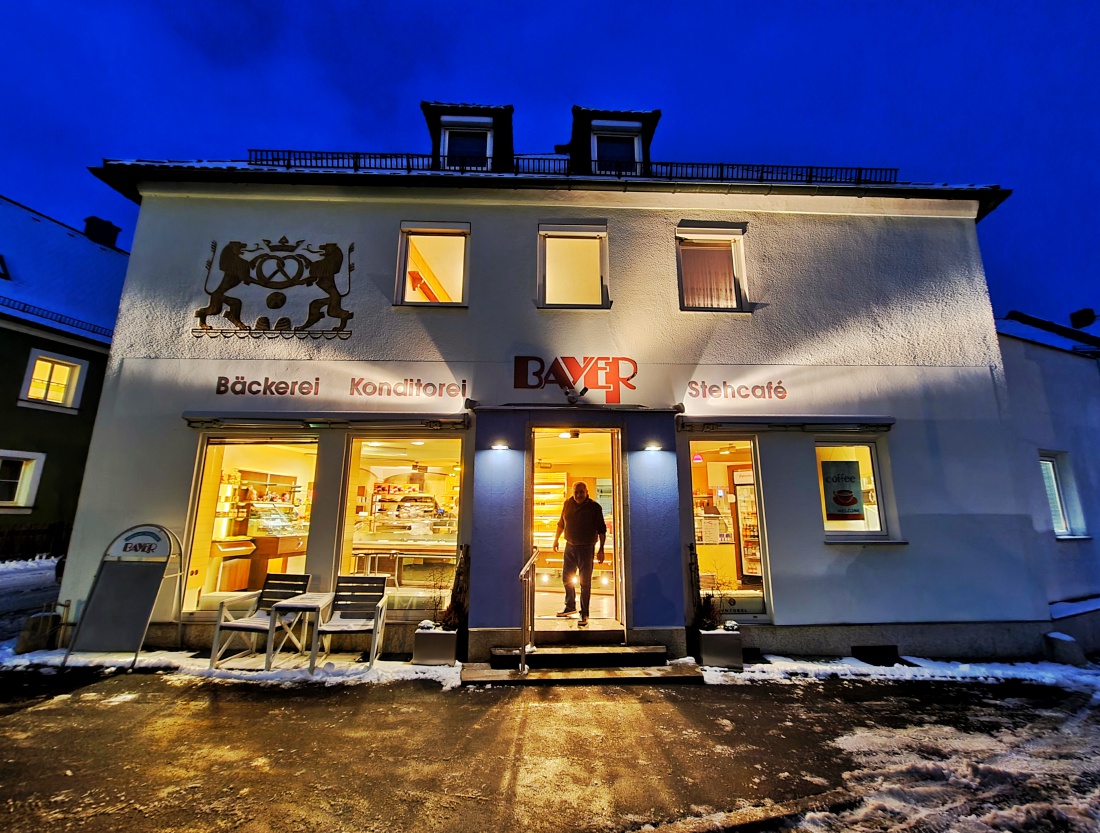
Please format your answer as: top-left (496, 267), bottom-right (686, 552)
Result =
top-left (821, 461), bottom-right (864, 521)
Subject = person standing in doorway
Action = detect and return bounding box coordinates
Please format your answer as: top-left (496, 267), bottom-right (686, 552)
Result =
top-left (553, 481), bottom-right (607, 628)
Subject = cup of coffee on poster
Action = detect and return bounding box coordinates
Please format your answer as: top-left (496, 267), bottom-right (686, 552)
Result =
top-left (821, 461), bottom-right (865, 520)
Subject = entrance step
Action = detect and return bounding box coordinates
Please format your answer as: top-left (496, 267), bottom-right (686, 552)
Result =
top-left (461, 662), bottom-right (704, 686)
top-left (489, 644), bottom-right (667, 670)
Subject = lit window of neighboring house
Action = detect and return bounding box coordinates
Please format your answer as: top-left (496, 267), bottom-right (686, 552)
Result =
top-left (441, 116), bottom-right (493, 171)
top-left (396, 222), bottom-right (470, 306)
top-left (0, 451), bottom-right (45, 511)
top-left (676, 224), bottom-right (749, 311)
top-left (590, 120), bottom-right (641, 175)
top-left (1039, 454), bottom-right (1084, 537)
top-left (538, 224), bottom-right (609, 308)
top-left (19, 350), bottom-right (89, 412)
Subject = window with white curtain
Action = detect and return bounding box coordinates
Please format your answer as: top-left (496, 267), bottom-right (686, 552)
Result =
top-left (676, 225), bottom-right (748, 311)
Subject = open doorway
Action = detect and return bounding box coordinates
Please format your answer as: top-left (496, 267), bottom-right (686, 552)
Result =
top-left (531, 428), bottom-right (622, 632)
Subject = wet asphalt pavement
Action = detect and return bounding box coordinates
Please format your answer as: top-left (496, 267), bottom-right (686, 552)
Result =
top-left (0, 668), bottom-right (1087, 833)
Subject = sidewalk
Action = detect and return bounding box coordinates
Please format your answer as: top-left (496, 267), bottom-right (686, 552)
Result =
top-left (2, 648), bottom-right (1100, 832)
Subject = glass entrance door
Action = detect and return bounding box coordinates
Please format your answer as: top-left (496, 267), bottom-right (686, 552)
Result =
top-left (531, 428), bottom-right (622, 631)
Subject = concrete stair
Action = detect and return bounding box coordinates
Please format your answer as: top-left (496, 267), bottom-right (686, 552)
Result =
top-left (460, 643), bottom-right (704, 685)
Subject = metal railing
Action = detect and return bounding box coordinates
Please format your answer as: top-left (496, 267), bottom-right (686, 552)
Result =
top-left (247, 149), bottom-right (899, 186)
top-left (518, 546), bottom-right (540, 675)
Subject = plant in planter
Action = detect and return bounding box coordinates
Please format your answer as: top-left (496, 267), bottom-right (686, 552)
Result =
top-left (693, 592), bottom-right (743, 669)
top-left (411, 545), bottom-right (469, 667)
top-left (412, 618), bottom-right (458, 666)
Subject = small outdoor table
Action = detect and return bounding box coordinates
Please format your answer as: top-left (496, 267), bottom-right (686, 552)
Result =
top-left (265, 592), bottom-right (334, 670)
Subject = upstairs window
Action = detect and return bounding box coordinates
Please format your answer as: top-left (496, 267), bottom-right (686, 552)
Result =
top-left (19, 350), bottom-right (88, 411)
top-left (538, 224), bottom-right (609, 308)
top-left (396, 222), bottom-right (470, 306)
top-left (676, 225), bottom-right (748, 312)
top-left (441, 115), bottom-right (493, 171)
top-left (591, 120), bottom-right (642, 175)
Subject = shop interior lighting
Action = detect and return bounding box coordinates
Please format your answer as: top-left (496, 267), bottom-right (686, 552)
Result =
top-left (411, 440), bottom-right (425, 446)
top-left (558, 431), bottom-right (571, 439)
top-left (719, 446), bottom-right (731, 455)
top-left (692, 453), bottom-right (703, 463)
top-left (570, 429), bottom-right (580, 439)
top-left (601, 576), bottom-right (609, 586)
top-left (367, 441), bottom-right (383, 447)
top-left (540, 573), bottom-right (549, 583)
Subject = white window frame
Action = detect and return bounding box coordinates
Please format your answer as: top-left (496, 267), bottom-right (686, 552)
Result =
top-left (1040, 453), bottom-right (1086, 538)
top-left (0, 450), bottom-right (46, 513)
top-left (537, 224), bottom-right (610, 309)
top-left (675, 226), bottom-right (749, 312)
top-left (590, 120), bottom-right (642, 175)
top-left (441, 115), bottom-right (493, 171)
top-left (19, 349), bottom-right (89, 413)
top-left (816, 437), bottom-right (893, 542)
top-left (395, 222), bottom-right (471, 307)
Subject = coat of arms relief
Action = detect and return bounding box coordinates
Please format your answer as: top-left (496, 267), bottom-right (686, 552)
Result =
top-left (193, 237), bottom-right (354, 338)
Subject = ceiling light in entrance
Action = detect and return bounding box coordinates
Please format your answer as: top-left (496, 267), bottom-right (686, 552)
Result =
top-left (558, 431), bottom-right (571, 439)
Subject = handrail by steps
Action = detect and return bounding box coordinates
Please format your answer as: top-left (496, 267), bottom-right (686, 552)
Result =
top-left (518, 546), bottom-right (539, 675)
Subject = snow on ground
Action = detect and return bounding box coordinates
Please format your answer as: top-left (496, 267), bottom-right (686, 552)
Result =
top-left (4, 557), bottom-right (1100, 828)
top-left (0, 556), bottom-right (59, 640)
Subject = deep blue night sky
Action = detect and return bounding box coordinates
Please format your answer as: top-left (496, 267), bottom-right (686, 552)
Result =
top-left (3, 1), bottom-right (1097, 344)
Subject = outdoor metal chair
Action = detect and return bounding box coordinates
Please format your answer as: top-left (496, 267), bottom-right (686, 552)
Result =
top-left (310, 574), bottom-right (388, 673)
top-left (209, 573), bottom-right (311, 669)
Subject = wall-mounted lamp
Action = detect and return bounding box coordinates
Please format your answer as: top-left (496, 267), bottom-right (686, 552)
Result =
top-left (672, 402), bottom-right (686, 414)
top-left (490, 442), bottom-right (509, 450)
top-left (644, 443), bottom-right (662, 451)
top-left (464, 398), bottom-right (480, 410)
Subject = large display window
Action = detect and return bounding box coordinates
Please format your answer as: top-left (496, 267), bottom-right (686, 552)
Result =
top-left (184, 438), bottom-right (317, 613)
top-left (339, 437), bottom-right (463, 598)
top-left (689, 439), bottom-right (766, 617)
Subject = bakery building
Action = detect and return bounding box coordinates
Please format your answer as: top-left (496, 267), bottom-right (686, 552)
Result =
top-left (58, 101), bottom-right (1094, 665)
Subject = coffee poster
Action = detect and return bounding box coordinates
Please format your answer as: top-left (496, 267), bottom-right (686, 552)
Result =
top-left (822, 460), bottom-right (864, 521)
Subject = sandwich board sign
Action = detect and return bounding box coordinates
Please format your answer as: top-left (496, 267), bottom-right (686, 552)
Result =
top-left (63, 524), bottom-right (182, 669)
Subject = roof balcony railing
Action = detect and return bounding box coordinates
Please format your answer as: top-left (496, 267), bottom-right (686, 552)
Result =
top-left (247, 149), bottom-right (898, 186)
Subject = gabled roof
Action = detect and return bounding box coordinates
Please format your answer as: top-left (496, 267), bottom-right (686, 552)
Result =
top-left (0, 195), bottom-right (128, 343)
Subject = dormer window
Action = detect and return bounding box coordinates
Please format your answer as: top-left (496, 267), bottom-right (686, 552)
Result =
top-left (441, 116), bottom-right (493, 171)
top-left (591, 120), bottom-right (642, 175)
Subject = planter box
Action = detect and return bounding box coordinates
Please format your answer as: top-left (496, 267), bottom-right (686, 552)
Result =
top-left (698, 630), bottom-right (743, 669)
top-left (412, 629), bottom-right (458, 666)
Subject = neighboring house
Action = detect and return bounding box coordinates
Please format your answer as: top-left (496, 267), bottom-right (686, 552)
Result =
top-left (998, 333), bottom-right (1100, 650)
top-left (0, 196), bottom-right (127, 557)
top-left (61, 100), bottom-right (1096, 665)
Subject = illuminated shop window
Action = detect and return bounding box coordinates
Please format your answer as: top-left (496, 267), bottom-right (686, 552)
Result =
top-left (396, 223), bottom-right (469, 305)
top-left (340, 437), bottom-right (463, 619)
top-left (688, 439), bottom-right (766, 618)
top-left (676, 226), bottom-right (747, 311)
top-left (1040, 454), bottom-right (1081, 537)
top-left (20, 350), bottom-right (88, 410)
top-left (816, 443), bottom-right (884, 535)
top-left (183, 438), bottom-right (317, 613)
top-left (538, 224), bottom-right (609, 308)
top-left (0, 451), bottom-right (45, 509)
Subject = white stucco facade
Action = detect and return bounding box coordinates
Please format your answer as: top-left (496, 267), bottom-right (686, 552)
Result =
top-left (60, 123), bottom-right (1086, 662)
